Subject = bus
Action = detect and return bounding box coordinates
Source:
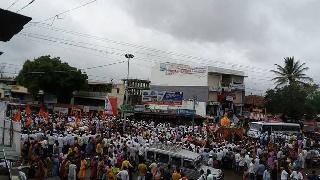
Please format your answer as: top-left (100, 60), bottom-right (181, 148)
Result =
top-left (247, 122), bottom-right (301, 138)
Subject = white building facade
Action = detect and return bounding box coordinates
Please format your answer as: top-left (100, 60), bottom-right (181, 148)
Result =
top-left (151, 62), bottom-right (246, 117)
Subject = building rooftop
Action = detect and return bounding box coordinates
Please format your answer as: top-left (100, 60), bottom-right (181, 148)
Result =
top-left (208, 66), bottom-right (246, 77)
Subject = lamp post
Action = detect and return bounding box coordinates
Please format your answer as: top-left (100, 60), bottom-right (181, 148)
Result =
top-left (123, 53), bottom-right (134, 132)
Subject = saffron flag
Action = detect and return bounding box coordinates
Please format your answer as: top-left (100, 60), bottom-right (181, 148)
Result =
top-left (25, 116), bottom-right (32, 127)
top-left (25, 104), bottom-right (31, 115)
top-left (14, 109), bottom-right (21, 122)
top-left (39, 104), bottom-right (45, 117)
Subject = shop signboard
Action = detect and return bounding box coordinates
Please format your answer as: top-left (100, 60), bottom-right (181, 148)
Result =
top-left (83, 106), bottom-right (90, 113)
top-left (120, 104), bottom-right (134, 112)
top-left (53, 107), bottom-right (68, 114)
top-left (177, 109), bottom-right (196, 116)
top-left (230, 83), bottom-right (245, 90)
top-left (226, 96), bottom-right (234, 101)
top-left (142, 90), bottom-right (183, 105)
top-left (160, 63), bottom-right (207, 75)
top-left (134, 105), bottom-right (146, 112)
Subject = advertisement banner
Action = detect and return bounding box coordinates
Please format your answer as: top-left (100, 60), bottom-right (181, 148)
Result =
top-left (142, 90), bottom-right (183, 105)
top-left (160, 63), bottom-right (206, 75)
top-left (105, 96), bottom-right (118, 116)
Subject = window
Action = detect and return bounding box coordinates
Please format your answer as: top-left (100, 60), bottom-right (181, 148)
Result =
top-left (271, 125), bottom-right (282, 131)
top-left (171, 157), bottom-right (182, 167)
top-left (156, 153), bottom-right (169, 163)
top-left (116, 88), bottom-right (120, 94)
top-left (262, 125), bottom-right (271, 132)
top-left (282, 125), bottom-right (300, 132)
top-left (183, 159), bottom-right (195, 169)
top-left (250, 123), bottom-right (262, 131)
top-left (147, 151), bottom-right (154, 161)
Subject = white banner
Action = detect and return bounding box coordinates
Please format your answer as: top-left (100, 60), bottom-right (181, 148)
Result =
top-left (0, 101), bottom-right (7, 120)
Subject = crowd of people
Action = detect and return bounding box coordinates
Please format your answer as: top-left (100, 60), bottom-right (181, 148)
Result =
top-left (15, 111), bottom-right (320, 180)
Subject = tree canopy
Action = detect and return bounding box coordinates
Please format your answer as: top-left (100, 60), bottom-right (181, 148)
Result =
top-left (271, 57), bottom-right (313, 88)
top-left (16, 55), bottom-right (88, 103)
top-left (266, 57), bottom-right (319, 120)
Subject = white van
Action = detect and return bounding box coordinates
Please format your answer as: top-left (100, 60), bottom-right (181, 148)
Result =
top-left (145, 144), bottom-right (223, 180)
top-left (247, 121), bottom-right (301, 138)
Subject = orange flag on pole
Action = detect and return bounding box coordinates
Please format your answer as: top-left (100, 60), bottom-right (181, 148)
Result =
top-left (39, 104), bottom-right (45, 117)
top-left (25, 104), bottom-right (31, 115)
top-left (14, 109), bottom-right (21, 122)
top-left (25, 116), bottom-right (32, 127)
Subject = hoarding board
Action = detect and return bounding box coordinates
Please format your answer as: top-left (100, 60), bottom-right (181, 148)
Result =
top-left (142, 90), bottom-right (183, 105)
top-left (160, 63), bottom-right (206, 75)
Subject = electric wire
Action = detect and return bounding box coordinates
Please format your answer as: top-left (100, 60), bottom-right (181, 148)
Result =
top-left (6, 0), bottom-right (20, 10)
top-left (16, 0), bottom-right (35, 13)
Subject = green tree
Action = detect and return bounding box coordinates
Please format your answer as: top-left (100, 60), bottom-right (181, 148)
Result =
top-left (16, 55), bottom-right (88, 103)
top-left (265, 84), bottom-right (319, 120)
top-left (271, 57), bottom-right (313, 88)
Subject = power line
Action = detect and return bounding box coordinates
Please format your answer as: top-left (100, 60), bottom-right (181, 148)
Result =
top-left (17, 31), bottom-right (280, 85)
top-left (83, 61), bottom-right (126, 70)
top-left (26, 23), bottom-right (274, 74)
top-left (17, 32), bottom-right (277, 81)
top-left (21, 30), bottom-right (272, 78)
top-left (29, 0), bottom-right (97, 24)
top-left (7, 0), bottom-right (20, 10)
top-left (16, 0), bottom-right (35, 13)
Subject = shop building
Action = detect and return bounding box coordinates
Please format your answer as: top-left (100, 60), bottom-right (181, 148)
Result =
top-left (71, 81), bottom-right (112, 111)
top-left (150, 62), bottom-right (246, 116)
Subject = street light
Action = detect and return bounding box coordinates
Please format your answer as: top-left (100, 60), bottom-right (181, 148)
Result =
top-left (123, 53), bottom-right (134, 132)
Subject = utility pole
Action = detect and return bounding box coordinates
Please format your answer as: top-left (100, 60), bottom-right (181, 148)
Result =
top-left (192, 96), bottom-right (197, 133)
top-left (123, 53), bottom-right (134, 132)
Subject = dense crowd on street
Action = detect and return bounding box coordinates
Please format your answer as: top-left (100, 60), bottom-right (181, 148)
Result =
top-left (16, 112), bottom-right (320, 180)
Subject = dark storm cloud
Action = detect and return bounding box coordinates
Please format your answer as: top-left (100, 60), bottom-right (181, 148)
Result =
top-left (119, 0), bottom-right (270, 43)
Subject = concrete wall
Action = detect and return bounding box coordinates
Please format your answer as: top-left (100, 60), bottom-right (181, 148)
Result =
top-left (151, 85), bottom-right (209, 102)
top-left (234, 91), bottom-right (244, 104)
top-left (151, 63), bottom-right (208, 86)
top-left (208, 92), bottom-right (218, 102)
top-left (208, 74), bottom-right (221, 87)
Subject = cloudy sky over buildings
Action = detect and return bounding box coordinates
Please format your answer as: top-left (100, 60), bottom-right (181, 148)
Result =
top-left (1, 0), bottom-right (320, 94)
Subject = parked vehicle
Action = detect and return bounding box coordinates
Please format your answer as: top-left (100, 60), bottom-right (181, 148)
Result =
top-left (144, 144), bottom-right (223, 180)
top-left (247, 121), bottom-right (301, 138)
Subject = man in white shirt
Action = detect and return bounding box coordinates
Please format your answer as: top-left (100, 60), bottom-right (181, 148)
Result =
top-left (208, 155), bottom-right (213, 167)
top-left (235, 152), bottom-right (241, 172)
top-left (290, 170), bottom-right (303, 180)
top-left (248, 160), bottom-right (255, 180)
top-left (280, 168), bottom-right (288, 180)
top-left (207, 169), bottom-right (214, 180)
top-left (68, 162), bottom-right (77, 180)
top-left (117, 167), bottom-right (129, 180)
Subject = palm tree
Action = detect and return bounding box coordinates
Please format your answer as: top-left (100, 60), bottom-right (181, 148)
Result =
top-left (271, 57), bottom-right (313, 87)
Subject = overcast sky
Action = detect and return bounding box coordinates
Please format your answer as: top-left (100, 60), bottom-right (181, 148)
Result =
top-left (1, 0), bottom-right (320, 95)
